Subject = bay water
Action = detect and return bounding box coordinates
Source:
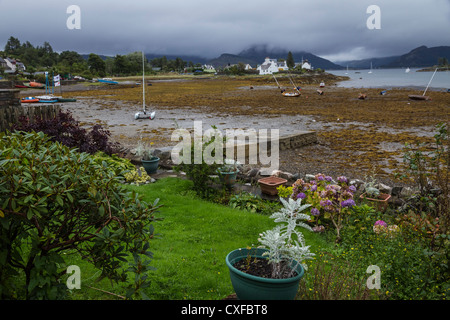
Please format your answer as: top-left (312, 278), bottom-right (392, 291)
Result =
top-left (328, 68), bottom-right (450, 90)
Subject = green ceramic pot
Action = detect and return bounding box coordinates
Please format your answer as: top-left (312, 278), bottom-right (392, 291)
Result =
top-left (141, 157), bottom-right (160, 175)
top-left (218, 170), bottom-right (237, 187)
top-left (225, 248), bottom-right (304, 300)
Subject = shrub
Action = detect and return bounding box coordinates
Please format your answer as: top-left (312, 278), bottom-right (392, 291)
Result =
top-left (0, 131), bottom-right (161, 299)
top-left (12, 110), bottom-right (121, 155)
top-left (338, 205), bottom-right (449, 300)
top-left (228, 192), bottom-right (281, 215)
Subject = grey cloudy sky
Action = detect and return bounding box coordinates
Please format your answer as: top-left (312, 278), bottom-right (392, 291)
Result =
top-left (1, 0), bottom-right (449, 62)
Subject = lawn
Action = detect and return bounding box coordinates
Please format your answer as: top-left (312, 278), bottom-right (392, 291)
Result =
top-left (65, 177), bottom-right (332, 300)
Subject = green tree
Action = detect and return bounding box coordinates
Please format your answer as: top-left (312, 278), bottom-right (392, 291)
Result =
top-left (88, 53), bottom-right (106, 77)
top-left (286, 51), bottom-right (295, 69)
top-left (4, 36), bottom-right (21, 55)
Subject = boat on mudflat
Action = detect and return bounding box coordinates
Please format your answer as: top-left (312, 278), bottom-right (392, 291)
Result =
top-left (21, 97), bottom-right (39, 103)
top-left (408, 95), bottom-right (430, 101)
top-left (282, 92), bottom-right (301, 97)
top-left (36, 95), bottom-right (58, 103)
top-left (98, 78), bottom-right (118, 84)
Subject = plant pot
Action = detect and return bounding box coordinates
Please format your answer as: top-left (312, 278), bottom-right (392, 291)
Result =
top-left (258, 176), bottom-right (287, 195)
top-left (360, 192), bottom-right (391, 212)
top-left (225, 248), bottom-right (304, 300)
top-left (218, 170), bottom-right (238, 188)
top-left (141, 157), bottom-right (160, 175)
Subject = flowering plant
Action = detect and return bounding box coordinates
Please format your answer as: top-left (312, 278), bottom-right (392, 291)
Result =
top-left (258, 198), bottom-right (315, 279)
top-left (291, 173), bottom-right (356, 243)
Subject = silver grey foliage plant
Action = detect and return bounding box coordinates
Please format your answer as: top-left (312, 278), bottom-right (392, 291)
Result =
top-left (258, 198), bottom-right (315, 279)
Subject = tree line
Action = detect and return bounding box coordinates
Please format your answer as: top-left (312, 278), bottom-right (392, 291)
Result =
top-left (1, 36), bottom-right (197, 79)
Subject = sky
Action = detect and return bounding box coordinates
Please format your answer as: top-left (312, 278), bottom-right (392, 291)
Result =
top-left (1, 0), bottom-right (449, 62)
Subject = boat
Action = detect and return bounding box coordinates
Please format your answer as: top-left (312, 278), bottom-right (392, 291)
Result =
top-left (368, 62), bottom-right (373, 74)
top-left (408, 67), bottom-right (437, 101)
top-left (21, 97), bottom-right (39, 103)
top-left (29, 81), bottom-right (46, 88)
top-left (408, 95), bottom-right (430, 101)
top-left (282, 92), bottom-right (301, 97)
top-left (15, 84), bottom-right (29, 88)
top-left (380, 90), bottom-right (387, 95)
top-left (36, 95), bottom-right (58, 103)
top-left (57, 97), bottom-right (77, 102)
top-left (358, 93), bottom-right (367, 100)
top-left (134, 52), bottom-right (156, 120)
top-left (319, 81), bottom-right (325, 87)
top-left (98, 78), bottom-right (118, 84)
top-left (273, 74), bottom-right (301, 97)
top-left (405, 67), bottom-right (410, 73)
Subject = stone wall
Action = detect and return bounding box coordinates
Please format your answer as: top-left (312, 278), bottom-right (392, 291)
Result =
top-left (0, 89), bottom-right (61, 132)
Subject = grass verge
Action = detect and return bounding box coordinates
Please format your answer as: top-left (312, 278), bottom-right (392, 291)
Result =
top-left (66, 177), bottom-right (331, 300)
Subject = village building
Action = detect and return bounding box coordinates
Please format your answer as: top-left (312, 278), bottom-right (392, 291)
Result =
top-left (257, 57), bottom-right (288, 75)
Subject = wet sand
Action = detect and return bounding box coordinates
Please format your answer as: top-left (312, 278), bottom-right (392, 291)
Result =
top-left (22, 75), bottom-right (449, 184)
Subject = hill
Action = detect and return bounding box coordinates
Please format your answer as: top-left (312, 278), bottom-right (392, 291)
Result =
top-left (207, 44), bottom-right (344, 70)
top-left (382, 45), bottom-right (450, 68)
top-left (336, 45), bottom-right (450, 69)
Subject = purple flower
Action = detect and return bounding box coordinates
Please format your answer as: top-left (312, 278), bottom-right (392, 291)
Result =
top-left (320, 199), bottom-right (332, 206)
top-left (317, 175), bottom-right (325, 181)
top-left (337, 176), bottom-right (348, 183)
top-left (310, 184), bottom-right (317, 192)
top-left (296, 192), bottom-right (306, 199)
top-left (311, 208), bottom-right (320, 216)
top-left (349, 185), bottom-right (357, 193)
top-left (325, 176), bottom-right (333, 182)
top-left (374, 220), bottom-right (388, 228)
top-left (341, 199), bottom-right (356, 207)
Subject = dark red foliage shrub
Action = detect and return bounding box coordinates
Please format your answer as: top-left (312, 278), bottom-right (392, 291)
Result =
top-left (12, 110), bottom-right (121, 155)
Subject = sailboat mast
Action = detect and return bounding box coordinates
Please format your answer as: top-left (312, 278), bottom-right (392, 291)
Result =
top-left (142, 51), bottom-right (146, 113)
top-left (423, 68), bottom-right (438, 96)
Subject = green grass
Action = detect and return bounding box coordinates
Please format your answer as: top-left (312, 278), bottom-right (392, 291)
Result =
top-left (65, 177), bottom-right (331, 300)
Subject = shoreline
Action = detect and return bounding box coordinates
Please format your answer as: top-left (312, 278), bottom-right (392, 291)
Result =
top-left (18, 76), bottom-right (449, 186)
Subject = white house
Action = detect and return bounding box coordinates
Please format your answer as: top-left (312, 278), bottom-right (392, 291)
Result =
top-left (257, 57), bottom-right (280, 75)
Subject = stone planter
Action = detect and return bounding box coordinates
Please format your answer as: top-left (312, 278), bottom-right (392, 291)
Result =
top-left (258, 176), bottom-right (287, 195)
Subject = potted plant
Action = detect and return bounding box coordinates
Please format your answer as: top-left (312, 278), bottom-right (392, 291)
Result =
top-left (135, 140), bottom-right (159, 175)
top-left (258, 176), bottom-right (288, 195)
top-left (217, 158), bottom-right (240, 188)
top-left (226, 198), bottom-right (314, 300)
top-left (360, 175), bottom-right (391, 212)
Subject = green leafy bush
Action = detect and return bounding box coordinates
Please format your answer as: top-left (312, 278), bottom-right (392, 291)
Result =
top-left (0, 131), bottom-right (161, 299)
top-left (92, 151), bottom-right (136, 178)
top-left (228, 192), bottom-right (281, 215)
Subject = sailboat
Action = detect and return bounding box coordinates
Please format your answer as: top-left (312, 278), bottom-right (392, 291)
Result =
top-left (408, 67), bottom-right (437, 100)
top-left (405, 67), bottom-right (410, 73)
top-left (135, 51), bottom-right (156, 120)
top-left (368, 62), bottom-right (373, 74)
top-left (273, 74), bottom-right (301, 97)
top-left (345, 65), bottom-right (349, 74)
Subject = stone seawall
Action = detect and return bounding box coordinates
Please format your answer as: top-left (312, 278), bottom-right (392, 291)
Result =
top-left (0, 89), bottom-right (61, 132)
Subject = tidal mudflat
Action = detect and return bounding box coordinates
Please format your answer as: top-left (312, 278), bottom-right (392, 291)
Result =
top-left (56, 75), bottom-right (449, 183)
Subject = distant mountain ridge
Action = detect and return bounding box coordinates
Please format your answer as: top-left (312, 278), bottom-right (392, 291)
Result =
top-left (337, 45), bottom-right (450, 69)
top-left (207, 44), bottom-right (344, 70)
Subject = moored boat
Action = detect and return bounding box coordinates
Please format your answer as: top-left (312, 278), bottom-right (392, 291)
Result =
top-left (408, 95), bottom-right (430, 100)
top-left (36, 95), bottom-right (58, 103)
top-left (98, 78), bottom-right (118, 84)
top-left (21, 97), bottom-right (39, 103)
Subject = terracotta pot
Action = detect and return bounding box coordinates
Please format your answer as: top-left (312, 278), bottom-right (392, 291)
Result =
top-left (360, 192), bottom-right (391, 212)
top-left (258, 176), bottom-right (287, 195)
